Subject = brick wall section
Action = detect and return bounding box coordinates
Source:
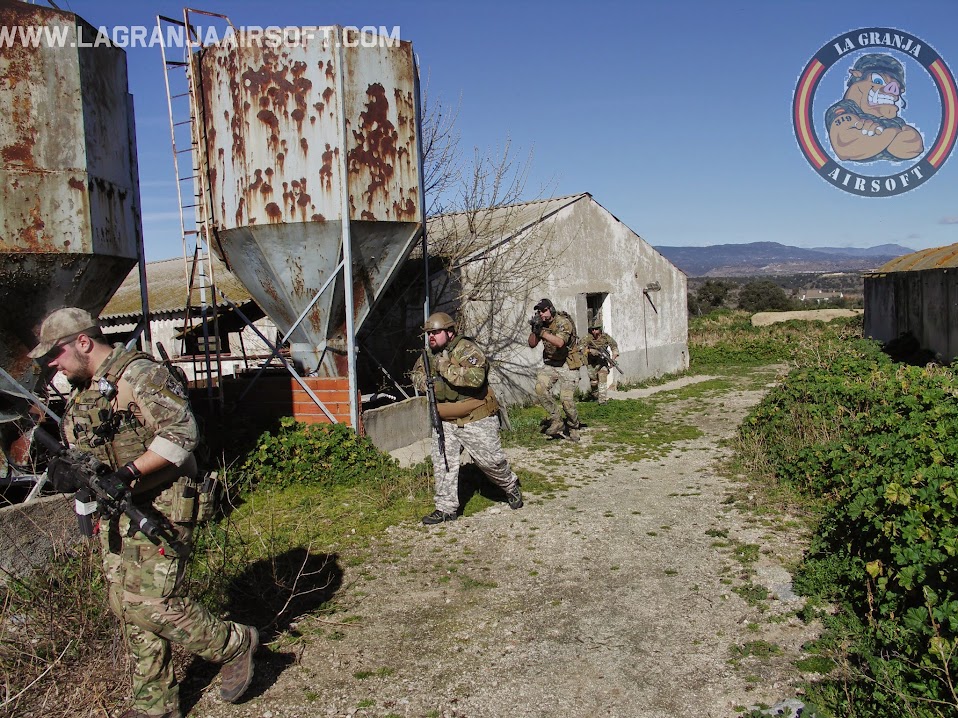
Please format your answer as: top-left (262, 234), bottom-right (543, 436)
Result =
top-left (221, 375), bottom-right (362, 431)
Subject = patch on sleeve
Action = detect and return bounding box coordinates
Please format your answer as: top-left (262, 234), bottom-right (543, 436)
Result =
top-left (165, 373), bottom-right (188, 399)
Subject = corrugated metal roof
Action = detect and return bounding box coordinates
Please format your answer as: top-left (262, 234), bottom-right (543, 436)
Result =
top-left (423, 193), bottom-right (590, 258)
top-left (102, 255), bottom-right (253, 320)
top-left (875, 243), bottom-right (958, 272)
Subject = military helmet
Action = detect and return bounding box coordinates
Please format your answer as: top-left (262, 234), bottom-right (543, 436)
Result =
top-left (848, 53), bottom-right (905, 87)
top-left (589, 321), bottom-right (602, 331)
top-left (423, 311), bottom-right (455, 332)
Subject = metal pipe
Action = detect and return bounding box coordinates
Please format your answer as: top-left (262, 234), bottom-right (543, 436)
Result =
top-left (414, 52), bottom-right (430, 322)
top-left (217, 293), bottom-right (337, 423)
top-left (0, 367), bottom-right (61, 424)
top-left (336, 30), bottom-right (359, 430)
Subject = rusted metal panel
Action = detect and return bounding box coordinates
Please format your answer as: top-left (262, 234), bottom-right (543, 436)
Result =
top-left (0, 1), bottom-right (141, 389)
top-left (197, 34), bottom-right (345, 228)
top-left (342, 28), bottom-right (420, 222)
top-left (193, 26), bottom-right (423, 375)
top-left (876, 242), bottom-right (958, 272)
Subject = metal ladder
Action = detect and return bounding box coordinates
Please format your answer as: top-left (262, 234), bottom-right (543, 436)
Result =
top-left (157, 11), bottom-right (230, 408)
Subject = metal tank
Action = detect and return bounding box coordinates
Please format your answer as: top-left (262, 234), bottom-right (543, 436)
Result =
top-left (0, 1), bottom-right (141, 461)
top-left (192, 26), bottom-right (422, 375)
top-left (0, 0), bottom-right (142, 385)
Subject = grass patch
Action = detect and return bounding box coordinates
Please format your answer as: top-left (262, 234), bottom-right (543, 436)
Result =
top-left (795, 655), bottom-right (836, 674)
top-left (504, 399), bottom-right (702, 462)
top-left (732, 640), bottom-right (783, 658)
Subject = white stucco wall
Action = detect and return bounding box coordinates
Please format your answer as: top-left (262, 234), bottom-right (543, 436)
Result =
top-left (457, 196), bottom-right (688, 405)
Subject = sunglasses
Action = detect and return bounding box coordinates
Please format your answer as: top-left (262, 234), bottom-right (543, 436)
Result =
top-left (43, 333), bottom-right (83, 362)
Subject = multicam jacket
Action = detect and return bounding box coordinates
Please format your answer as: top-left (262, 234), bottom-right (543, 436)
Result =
top-left (581, 332), bottom-right (619, 366)
top-left (62, 344), bottom-right (198, 493)
top-left (411, 335), bottom-right (499, 424)
top-left (541, 312), bottom-right (583, 369)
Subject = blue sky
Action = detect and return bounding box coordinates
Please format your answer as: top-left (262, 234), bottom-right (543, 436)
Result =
top-left (51, 0), bottom-right (958, 261)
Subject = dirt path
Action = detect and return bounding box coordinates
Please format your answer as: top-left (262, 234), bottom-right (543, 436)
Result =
top-left (194, 367), bottom-right (817, 718)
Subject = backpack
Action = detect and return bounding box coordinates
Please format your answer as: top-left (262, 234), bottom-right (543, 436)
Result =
top-left (556, 311), bottom-right (584, 369)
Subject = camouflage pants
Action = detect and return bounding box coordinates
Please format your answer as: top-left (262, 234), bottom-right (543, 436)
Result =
top-left (430, 414), bottom-right (519, 514)
top-left (100, 482), bottom-right (250, 715)
top-left (587, 363), bottom-right (610, 402)
top-left (535, 365), bottom-right (580, 428)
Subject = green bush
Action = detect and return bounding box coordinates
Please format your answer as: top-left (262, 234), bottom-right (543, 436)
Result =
top-left (237, 417), bottom-right (401, 491)
top-left (689, 310), bottom-right (861, 371)
top-left (739, 336), bottom-right (958, 716)
top-left (737, 279), bottom-right (794, 312)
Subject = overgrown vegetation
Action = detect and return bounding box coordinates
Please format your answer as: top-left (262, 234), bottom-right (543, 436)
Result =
top-left (6, 310), bottom-right (949, 718)
top-left (688, 310), bottom-right (861, 373)
top-left (0, 416), bottom-right (558, 717)
top-left (503, 398), bottom-right (701, 462)
top-left (687, 274), bottom-right (865, 316)
top-left (736, 320), bottom-right (958, 717)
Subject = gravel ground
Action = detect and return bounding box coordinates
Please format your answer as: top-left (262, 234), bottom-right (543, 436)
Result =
top-left (186, 369), bottom-right (819, 718)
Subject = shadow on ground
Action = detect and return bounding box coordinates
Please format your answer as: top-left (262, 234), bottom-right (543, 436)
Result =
top-left (179, 548), bottom-right (343, 712)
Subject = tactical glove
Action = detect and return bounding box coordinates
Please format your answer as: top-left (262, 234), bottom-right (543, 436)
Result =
top-left (529, 313), bottom-right (544, 337)
top-left (110, 462), bottom-right (141, 487)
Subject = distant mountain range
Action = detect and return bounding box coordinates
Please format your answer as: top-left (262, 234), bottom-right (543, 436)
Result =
top-left (653, 241), bottom-right (913, 277)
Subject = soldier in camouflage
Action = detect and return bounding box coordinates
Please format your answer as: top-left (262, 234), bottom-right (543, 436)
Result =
top-left (29, 308), bottom-right (258, 718)
top-left (581, 321), bottom-right (620, 404)
top-left (410, 311), bottom-right (523, 525)
top-left (528, 298), bottom-right (583, 442)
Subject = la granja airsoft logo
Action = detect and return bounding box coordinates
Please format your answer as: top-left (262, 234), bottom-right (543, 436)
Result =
top-left (793, 27), bottom-right (957, 197)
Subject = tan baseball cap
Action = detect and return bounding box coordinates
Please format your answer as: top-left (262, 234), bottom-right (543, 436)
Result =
top-left (27, 307), bottom-right (99, 359)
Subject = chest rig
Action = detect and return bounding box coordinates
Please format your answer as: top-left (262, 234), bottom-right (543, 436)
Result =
top-left (431, 336), bottom-right (488, 403)
top-left (65, 350), bottom-right (154, 469)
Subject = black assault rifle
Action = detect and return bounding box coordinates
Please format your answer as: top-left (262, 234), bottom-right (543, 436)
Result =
top-left (421, 348), bottom-right (449, 471)
top-left (529, 312), bottom-right (544, 337)
top-left (598, 346), bottom-right (622, 373)
top-left (33, 426), bottom-right (187, 557)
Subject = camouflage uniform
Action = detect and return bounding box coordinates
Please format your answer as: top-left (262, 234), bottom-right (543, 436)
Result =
top-left (581, 331), bottom-right (619, 403)
top-left (62, 345), bottom-right (252, 716)
top-left (411, 336), bottom-right (520, 515)
top-left (534, 312), bottom-right (582, 430)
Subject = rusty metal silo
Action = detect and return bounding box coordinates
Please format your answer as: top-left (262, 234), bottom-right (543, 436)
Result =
top-left (191, 25), bottom-right (423, 378)
top-left (0, 0), bottom-right (143, 394)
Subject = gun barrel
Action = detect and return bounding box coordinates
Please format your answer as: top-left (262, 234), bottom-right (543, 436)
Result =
top-left (421, 348), bottom-right (449, 471)
top-left (32, 425), bottom-right (64, 454)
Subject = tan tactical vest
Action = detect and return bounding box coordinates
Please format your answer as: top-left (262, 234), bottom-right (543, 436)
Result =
top-left (543, 312), bottom-right (584, 370)
top-left (64, 350), bottom-right (154, 470)
top-left (431, 336), bottom-right (500, 425)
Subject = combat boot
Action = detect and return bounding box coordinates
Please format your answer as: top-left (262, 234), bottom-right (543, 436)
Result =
top-left (506, 485), bottom-right (523, 510)
top-left (567, 428), bottom-right (581, 442)
top-left (422, 509), bottom-right (457, 525)
top-left (544, 418), bottom-right (564, 437)
top-left (220, 625), bottom-right (259, 703)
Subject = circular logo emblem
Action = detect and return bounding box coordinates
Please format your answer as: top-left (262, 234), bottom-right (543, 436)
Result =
top-left (793, 28), bottom-right (957, 196)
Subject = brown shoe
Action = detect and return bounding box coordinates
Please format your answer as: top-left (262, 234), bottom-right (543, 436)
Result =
top-left (220, 626), bottom-right (259, 703)
top-left (117, 710), bottom-right (182, 718)
top-left (544, 418), bottom-right (564, 436)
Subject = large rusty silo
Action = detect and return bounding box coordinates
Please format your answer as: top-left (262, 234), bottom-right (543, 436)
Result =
top-left (192, 26), bottom-right (422, 376)
top-left (0, 0), bottom-right (142, 394)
